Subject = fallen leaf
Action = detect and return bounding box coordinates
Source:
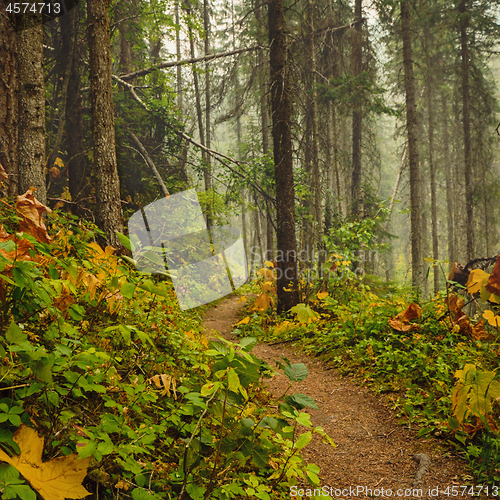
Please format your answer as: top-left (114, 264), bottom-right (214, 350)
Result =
top-left (401, 303), bottom-right (422, 322)
top-left (16, 188), bottom-right (52, 243)
top-left (317, 291), bottom-right (329, 300)
top-left (0, 425), bottom-right (90, 500)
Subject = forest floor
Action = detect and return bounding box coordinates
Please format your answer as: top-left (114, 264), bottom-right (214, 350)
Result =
top-left (203, 295), bottom-right (483, 500)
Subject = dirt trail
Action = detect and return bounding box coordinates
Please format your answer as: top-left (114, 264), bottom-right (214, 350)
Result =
top-left (204, 295), bottom-right (477, 500)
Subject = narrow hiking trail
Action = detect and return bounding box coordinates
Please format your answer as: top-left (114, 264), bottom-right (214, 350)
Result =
top-left (203, 295), bottom-right (480, 500)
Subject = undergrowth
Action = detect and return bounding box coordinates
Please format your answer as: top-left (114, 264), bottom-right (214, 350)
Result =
top-left (0, 193), bottom-right (333, 500)
top-left (235, 258), bottom-right (500, 487)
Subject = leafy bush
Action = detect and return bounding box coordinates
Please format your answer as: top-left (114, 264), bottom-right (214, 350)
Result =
top-left (0, 193), bottom-right (331, 499)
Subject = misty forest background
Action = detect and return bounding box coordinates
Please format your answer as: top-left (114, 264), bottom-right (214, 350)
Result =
top-left (2, 0), bottom-right (500, 309)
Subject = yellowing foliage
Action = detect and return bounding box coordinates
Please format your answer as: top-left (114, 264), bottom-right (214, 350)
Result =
top-left (0, 425), bottom-right (90, 500)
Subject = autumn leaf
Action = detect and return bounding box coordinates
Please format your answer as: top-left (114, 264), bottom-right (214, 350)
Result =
top-left (260, 281), bottom-right (276, 294)
top-left (316, 291), bottom-right (329, 300)
top-left (16, 188), bottom-right (52, 243)
top-left (0, 425), bottom-right (90, 500)
top-left (483, 310), bottom-right (500, 328)
top-left (0, 163), bottom-right (8, 182)
top-left (466, 269), bottom-right (490, 296)
top-left (258, 267), bottom-right (275, 281)
top-left (388, 303), bottom-right (421, 331)
top-left (471, 320), bottom-right (492, 341)
top-left (264, 260), bottom-right (274, 268)
top-left (401, 303), bottom-right (421, 322)
top-left (235, 316), bottom-right (250, 326)
top-left (485, 255), bottom-right (500, 296)
top-left (252, 292), bottom-right (273, 311)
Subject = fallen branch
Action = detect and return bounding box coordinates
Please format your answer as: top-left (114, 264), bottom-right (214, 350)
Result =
top-left (128, 131), bottom-right (170, 197)
top-left (112, 75), bottom-right (275, 204)
top-left (119, 45), bottom-right (264, 81)
top-left (412, 453), bottom-right (431, 487)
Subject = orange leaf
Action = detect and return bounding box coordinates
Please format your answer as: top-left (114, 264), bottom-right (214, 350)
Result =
top-left (317, 291), bottom-right (329, 300)
top-left (258, 267), bottom-right (275, 281)
top-left (16, 188), bottom-right (52, 243)
top-left (485, 255), bottom-right (500, 296)
top-left (471, 320), bottom-right (492, 341)
top-left (235, 316), bottom-right (250, 326)
top-left (401, 303), bottom-right (421, 322)
top-left (0, 425), bottom-right (90, 500)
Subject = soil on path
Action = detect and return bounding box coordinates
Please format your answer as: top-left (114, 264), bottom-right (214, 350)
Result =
top-left (204, 295), bottom-right (477, 500)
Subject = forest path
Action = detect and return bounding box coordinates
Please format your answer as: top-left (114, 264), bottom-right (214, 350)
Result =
top-left (203, 295), bottom-right (474, 500)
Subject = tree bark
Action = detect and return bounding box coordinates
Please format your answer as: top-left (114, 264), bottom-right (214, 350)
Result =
top-left (307, 0), bottom-right (321, 254)
top-left (424, 31), bottom-right (439, 293)
top-left (351, 0), bottom-right (363, 217)
top-left (87, 0), bottom-right (124, 246)
top-left (0, 1), bottom-right (18, 196)
top-left (442, 94), bottom-right (454, 262)
top-left (17, 3), bottom-right (46, 203)
top-left (268, 0), bottom-right (299, 312)
top-left (459, 0), bottom-right (474, 261)
top-left (66, 6), bottom-right (87, 206)
top-left (401, 0), bottom-right (422, 290)
top-left (203, 0), bottom-right (213, 228)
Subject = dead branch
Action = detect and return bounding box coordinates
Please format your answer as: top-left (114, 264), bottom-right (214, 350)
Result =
top-left (412, 453), bottom-right (431, 487)
top-left (128, 131), bottom-right (169, 197)
top-left (119, 45), bottom-right (265, 81)
top-left (112, 75), bottom-right (275, 204)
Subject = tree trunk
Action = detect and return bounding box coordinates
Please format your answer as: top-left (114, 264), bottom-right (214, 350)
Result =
top-left (459, 0), bottom-right (474, 261)
top-left (351, 0), bottom-right (363, 217)
top-left (66, 6), bottom-right (87, 206)
top-left (17, 3), bottom-right (46, 203)
top-left (87, 0), bottom-right (124, 246)
top-left (204, 0), bottom-right (213, 227)
top-left (401, 0), bottom-right (422, 290)
top-left (441, 95), bottom-right (454, 262)
top-left (424, 31), bottom-right (439, 293)
top-left (307, 0), bottom-right (321, 255)
top-left (268, 0), bottom-right (299, 312)
top-left (0, 1), bottom-right (18, 196)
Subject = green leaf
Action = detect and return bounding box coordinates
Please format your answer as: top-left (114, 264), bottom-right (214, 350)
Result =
top-left (120, 282), bottom-right (136, 299)
top-left (5, 323), bottom-right (27, 344)
top-left (228, 368), bottom-right (241, 393)
top-left (289, 393), bottom-right (319, 410)
top-left (239, 337), bottom-right (257, 352)
top-left (252, 445), bottom-right (270, 469)
top-left (294, 432), bottom-right (312, 450)
top-left (77, 440), bottom-right (97, 459)
top-left (284, 363), bottom-right (308, 382)
top-left (116, 232), bottom-right (133, 251)
top-left (138, 280), bottom-right (170, 298)
top-left (290, 303), bottom-right (319, 324)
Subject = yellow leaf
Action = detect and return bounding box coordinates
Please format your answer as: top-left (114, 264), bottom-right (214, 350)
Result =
top-left (264, 260), bottom-right (274, 268)
top-left (54, 157), bottom-right (65, 168)
top-left (260, 281), bottom-right (276, 293)
top-left (258, 267), bottom-right (275, 281)
top-left (252, 292), bottom-right (273, 311)
top-left (237, 296), bottom-right (247, 303)
top-left (483, 310), bottom-right (500, 327)
top-left (0, 425), bottom-right (90, 500)
top-left (317, 291), bottom-right (329, 300)
top-left (466, 269), bottom-right (490, 295)
top-left (235, 316), bottom-right (250, 325)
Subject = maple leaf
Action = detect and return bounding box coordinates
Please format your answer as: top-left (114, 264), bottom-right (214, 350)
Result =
top-left (0, 425), bottom-right (90, 500)
top-left (485, 255), bottom-right (500, 296)
top-left (252, 292), bottom-right (273, 311)
top-left (16, 188), bottom-right (52, 243)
